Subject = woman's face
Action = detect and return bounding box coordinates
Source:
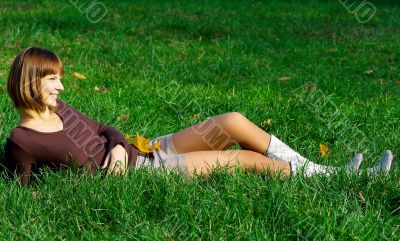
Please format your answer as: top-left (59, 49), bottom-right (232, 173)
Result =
top-left (40, 74), bottom-right (64, 109)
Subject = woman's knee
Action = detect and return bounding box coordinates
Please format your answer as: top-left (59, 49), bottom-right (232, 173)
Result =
top-left (218, 112), bottom-right (248, 131)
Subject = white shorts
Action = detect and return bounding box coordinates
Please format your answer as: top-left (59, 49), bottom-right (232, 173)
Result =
top-left (134, 133), bottom-right (188, 176)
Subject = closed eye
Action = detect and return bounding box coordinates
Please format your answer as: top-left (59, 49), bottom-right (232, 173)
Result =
top-left (49, 77), bottom-right (61, 81)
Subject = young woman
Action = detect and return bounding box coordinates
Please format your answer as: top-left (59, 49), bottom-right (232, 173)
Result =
top-left (4, 47), bottom-right (394, 186)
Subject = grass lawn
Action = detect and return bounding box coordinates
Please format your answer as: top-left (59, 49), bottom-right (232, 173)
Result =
top-left (0, 0), bottom-right (399, 239)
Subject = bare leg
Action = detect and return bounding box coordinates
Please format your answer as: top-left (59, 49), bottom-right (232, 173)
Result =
top-left (172, 112), bottom-right (271, 154)
top-left (183, 149), bottom-right (290, 177)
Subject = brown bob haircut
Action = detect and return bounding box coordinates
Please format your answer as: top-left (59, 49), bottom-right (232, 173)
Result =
top-left (7, 46), bottom-right (64, 113)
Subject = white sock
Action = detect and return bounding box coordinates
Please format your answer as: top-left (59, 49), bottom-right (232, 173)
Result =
top-left (347, 153), bottom-right (363, 172)
top-left (367, 150), bottom-right (393, 175)
top-left (266, 135), bottom-right (362, 177)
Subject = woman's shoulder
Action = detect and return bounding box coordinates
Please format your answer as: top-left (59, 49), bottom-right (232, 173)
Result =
top-left (7, 126), bottom-right (35, 145)
top-left (4, 130), bottom-right (38, 165)
top-left (5, 128), bottom-right (34, 156)
top-left (5, 125), bottom-right (58, 158)
top-left (8, 126), bottom-right (26, 139)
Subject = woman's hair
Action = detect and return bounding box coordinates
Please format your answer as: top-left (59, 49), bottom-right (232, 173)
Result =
top-left (7, 46), bottom-right (64, 113)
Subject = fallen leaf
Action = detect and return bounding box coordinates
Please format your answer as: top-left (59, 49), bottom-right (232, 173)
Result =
top-left (126, 133), bottom-right (160, 153)
top-left (319, 143), bottom-right (330, 157)
top-left (73, 72), bottom-right (86, 79)
top-left (5, 44), bottom-right (18, 49)
top-left (94, 86), bottom-right (110, 93)
top-left (182, 53), bottom-right (186, 60)
top-left (32, 191), bottom-right (39, 199)
top-left (396, 80), bottom-right (400, 86)
top-left (331, 33), bottom-right (337, 42)
top-left (378, 79), bottom-right (390, 85)
top-left (117, 114), bottom-right (129, 121)
top-left (326, 48), bottom-right (338, 53)
top-left (191, 113), bottom-right (201, 121)
top-left (278, 76), bottom-right (292, 81)
top-left (303, 83), bottom-right (316, 91)
top-left (363, 69), bottom-right (374, 75)
top-left (358, 191), bottom-right (366, 203)
top-left (262, 119), bottom-right (272, 127)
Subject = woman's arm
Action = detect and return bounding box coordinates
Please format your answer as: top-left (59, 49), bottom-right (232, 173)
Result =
top-left (4, 139), bottom-right (35, 186)
top-left (97, 124), bottom-right (130, 174)
top-left (98, 124), bottom-right (129, 150)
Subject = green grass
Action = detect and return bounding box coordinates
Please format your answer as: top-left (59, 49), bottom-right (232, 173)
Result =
top-left (0, 0), bottom-right (399, 239)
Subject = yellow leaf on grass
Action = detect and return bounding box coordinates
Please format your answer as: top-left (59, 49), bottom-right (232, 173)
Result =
top-left (278, 76), bottom-right (292, 81)
top-left (358, 191), bottom-right (366, 203)
top-left (262, 119), bottom-right (272, 127)
top-left (303, 83), bottom-right (316, 92)
top-left (191, 113), bottom-right (201, 121)
top-left (73, 72), bottom-right (86, 79)
top-left (126, 133), bottom-right (160, 153)
top-left (319, 143), bottom-right (330, 157)
top-left (117, 114), bottom-right (129, 121)
top-left (363, 69), bottom-right (374, 75)
top-left (94, 86), bottom-right (109, 93)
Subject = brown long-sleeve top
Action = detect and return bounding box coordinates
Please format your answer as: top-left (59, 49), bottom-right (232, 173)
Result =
top-left (4, 99), bottom-right (141, 186)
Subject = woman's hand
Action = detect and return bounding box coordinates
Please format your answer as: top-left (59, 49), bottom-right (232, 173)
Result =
top-left (101, 144), bottom-right (128, 176)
